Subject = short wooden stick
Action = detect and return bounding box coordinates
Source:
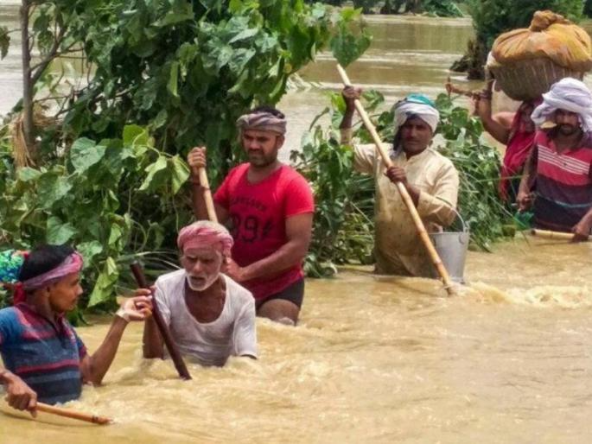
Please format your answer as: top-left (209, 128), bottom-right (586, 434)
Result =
top-left (532, 229), bottom-right (580, 241)
top-left (36, 402), bottom-right (112, 425)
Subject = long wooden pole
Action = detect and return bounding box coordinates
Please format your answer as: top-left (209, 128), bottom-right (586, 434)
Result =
top-left (130, 262), bottom-right (192, 380)
top-left (336, 64), bottom-right (455, 295)
top-left (194, 167), bottom-right (218, 223)
top-left (532, 229), bottom-right (582, 242)
top-left (36, 402), bottom-right (112, 425)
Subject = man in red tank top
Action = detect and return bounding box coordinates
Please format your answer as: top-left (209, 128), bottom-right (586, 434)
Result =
top-left (187, 107), bottom-right (314, 325)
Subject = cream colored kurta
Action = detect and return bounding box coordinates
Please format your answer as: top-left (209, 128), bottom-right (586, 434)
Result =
top-left (352, 140), bottom-right (460, 277)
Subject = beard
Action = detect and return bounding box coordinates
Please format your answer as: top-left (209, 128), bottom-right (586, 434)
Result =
top-left (186, 272), bottom-right (218, 292)
top-left (247, 150), bottom-right (276, 167)
top-left (558, 124), bottom-right (578, 136)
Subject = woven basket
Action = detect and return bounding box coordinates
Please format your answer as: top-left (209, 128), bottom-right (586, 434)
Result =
top-left (488, 57), bottom-right (584, 101)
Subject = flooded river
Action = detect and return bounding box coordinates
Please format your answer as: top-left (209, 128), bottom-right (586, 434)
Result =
top-left (1, 5), bottom-right (592, 444)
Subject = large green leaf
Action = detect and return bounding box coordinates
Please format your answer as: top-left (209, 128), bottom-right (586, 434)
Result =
top-left (170, 155), bottom-right (190, 194)
top-left (70, 138), bottom-right (107, 174)
top-left (88, 257), bottom-right (119, 307)
top-left (77, 241), bottom-right (103, 268)
top-left (139, 155), bottom-right (168, 191)
top-left (37, 174), bottom-right (73, 209)
top-left (46, 217), bottom-right (77, 244)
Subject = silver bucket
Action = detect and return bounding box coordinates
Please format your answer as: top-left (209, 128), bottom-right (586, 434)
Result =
top-left (429, 210), bottom-right (470, 284)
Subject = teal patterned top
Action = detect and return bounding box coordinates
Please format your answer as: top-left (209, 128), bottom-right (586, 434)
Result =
top-left (0, 250), bottom-right (25, 284)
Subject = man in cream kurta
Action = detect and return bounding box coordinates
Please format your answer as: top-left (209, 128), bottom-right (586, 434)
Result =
top-left (341, 90), bottom-right (460, 277)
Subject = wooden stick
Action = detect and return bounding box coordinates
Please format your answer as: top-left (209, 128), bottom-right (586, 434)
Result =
top-left (445, 76), bottom-right (481, 99)
top-left (194, 166), bottom-right (218, 223)
top-left (36, 402), bottom-right (112, 425)
top-left (531, 229), bottom-right (580, 241)
top-left (130, 262), bottom-right (192, 380)
top-left (337, 64), bottom-right (456, 295)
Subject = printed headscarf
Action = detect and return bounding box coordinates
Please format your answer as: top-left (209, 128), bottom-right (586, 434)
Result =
top-left (394, 94), bottom-right (440, 133)
top-left (531, 78), bottom-right (592, 133)
top-left (236, 110), bottom-right (287, 135)
top-left (177, 221), bottom-right (234, 257)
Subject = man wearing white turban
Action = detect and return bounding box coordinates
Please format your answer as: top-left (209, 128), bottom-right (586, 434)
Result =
top-left (517, 78), bottom-right (592, 240)
top-left (340, 87), bottom-right (459, 277)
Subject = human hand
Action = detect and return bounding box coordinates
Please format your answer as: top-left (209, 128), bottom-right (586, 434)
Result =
top-left (385, 166), bottom-right (407, 186)
top-left (223, 258), bottom-right (247, 282)
top-left (116, 295), bottom-right (153, 322)
top-left (472, 91), bottom-right (492, 119)
top-left (572, 219), bottom-right (591, 243)
top-left (4, 372), bottom-right (37, 417)
top-left (516, 191), bottom-right (533, 212)
top-left (342, 86), bottom-right (362, 110)
top-left (187, 147), bottom-right (207, 174)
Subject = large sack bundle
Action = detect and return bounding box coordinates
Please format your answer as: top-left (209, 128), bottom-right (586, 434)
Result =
top-left (487, 10), bottom-right (592, 101)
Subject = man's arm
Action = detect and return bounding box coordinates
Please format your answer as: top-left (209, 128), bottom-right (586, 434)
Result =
top-left (187, 147), bottom-right (229, 223)
top-left (473, 87), bottom-right (512, 145)
top-left (517, 146), bottom-right (538, 211)
top-left (232, 300), bottom-right (257, 359)
top-left (339, 86), bottom-right (361, 145)
top-left (417, 164), bottom-right (459, 226)
top-left (80, 296), bottom-right (152, 385)
top-left (227, 213), bottom-right (313, 283)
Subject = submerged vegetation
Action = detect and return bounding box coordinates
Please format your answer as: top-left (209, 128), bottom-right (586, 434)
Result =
top-left (295, 91), bottom-right (513, 277)
top-left (0, 0), bottom-right (370, 309)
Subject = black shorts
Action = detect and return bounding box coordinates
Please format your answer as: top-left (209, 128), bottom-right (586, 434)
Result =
top-left (257, 278), bottom-right (305, 310)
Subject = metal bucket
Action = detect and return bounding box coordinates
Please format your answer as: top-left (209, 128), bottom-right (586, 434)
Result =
top-left (429, 210), bottom-right (470, 284)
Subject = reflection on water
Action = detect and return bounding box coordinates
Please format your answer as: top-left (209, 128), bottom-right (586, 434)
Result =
top-left (2, 8), bottom-right (592, 443)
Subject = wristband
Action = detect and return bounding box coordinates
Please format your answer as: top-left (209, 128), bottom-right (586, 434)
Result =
top-left (115, 307), bottom-right (131, 323)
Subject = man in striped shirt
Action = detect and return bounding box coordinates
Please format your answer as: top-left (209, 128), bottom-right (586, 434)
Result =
top-left (0, 245), bottom-right (152, 414)
top-left (517, 78), bottom-right (592, 241)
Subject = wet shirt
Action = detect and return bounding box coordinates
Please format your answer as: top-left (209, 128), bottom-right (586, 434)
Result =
top-left (214, 163), bottom-right (314, 300)
top-left (155, 270), bottom-right (257, 366)
top-left (349, 137), bottom-right (459, 277)
top-left (532, 131), bottom-right (592, 232)
top-left (0, 303), bottom-right (86, 405)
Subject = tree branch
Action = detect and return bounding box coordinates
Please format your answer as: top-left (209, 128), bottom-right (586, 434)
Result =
top-left (29, 26), bottom-right (68, 86)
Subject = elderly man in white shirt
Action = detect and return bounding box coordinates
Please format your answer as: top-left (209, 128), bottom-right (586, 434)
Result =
top-left (340, 89), bottom-right (460, 277)
top-left (139, 221), bottom-right (257, 366)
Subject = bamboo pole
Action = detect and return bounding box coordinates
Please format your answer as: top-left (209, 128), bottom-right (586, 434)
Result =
top-left (337, 64), bottom-right (456, 295)
top-left (130, 262), bottom-right (192, 380)
top-left (531, 229), bottom-right (582, 242)
top-left (36, 402), bottom-right (112, 425)
top-left (194, 166), bottom-right (218, 223)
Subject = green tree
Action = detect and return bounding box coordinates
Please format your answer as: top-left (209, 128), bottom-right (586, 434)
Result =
top-left (456, 0), bottom-right (584, 79)
top-left (0, 0), bottom-right (371, 308)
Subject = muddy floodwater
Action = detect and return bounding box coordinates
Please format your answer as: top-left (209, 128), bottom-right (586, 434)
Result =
top-left (1, 6), bottom-right (592, 444)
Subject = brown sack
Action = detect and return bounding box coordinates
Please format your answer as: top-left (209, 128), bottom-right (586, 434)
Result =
top-left (492, 10), bottom-right (592, 72)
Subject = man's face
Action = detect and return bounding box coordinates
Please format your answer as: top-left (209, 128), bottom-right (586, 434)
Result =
top-left (48, 272), bottom-right (83, 313)
top-left (554, 109), bottom-right (580, 136)
top-left (241, 129), bottom-right (284, 167)
top-left (399, 117), bottom-right (433, 155)
top-left (181, 247), bottom-right (223, 292)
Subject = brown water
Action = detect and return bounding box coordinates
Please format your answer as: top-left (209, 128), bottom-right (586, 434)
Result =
top-left (2, 8), bottom-right (592, 444)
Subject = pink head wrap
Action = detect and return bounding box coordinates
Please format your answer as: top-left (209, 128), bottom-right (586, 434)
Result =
top-left (14, 252), bottom-right (84, 304)
top-left (236, 110), bottom-right (287, 135)
top-left (177, 221), bottom-right (234, 257)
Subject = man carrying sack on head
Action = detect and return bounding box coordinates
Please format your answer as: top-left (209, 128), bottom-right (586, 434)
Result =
top-left (187, 107), bottom-right (314, 326)
top-left (517, 78), bottom-right (592, 241)
top-left (340, 88), bottom-right (460, 277)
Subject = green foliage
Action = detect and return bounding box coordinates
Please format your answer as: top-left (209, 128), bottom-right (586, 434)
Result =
top-left (0, 1), bottom-right (371, 308)
top-left (0, 124), bottom-right (192, 308)
top-left (296, 90), bottom-right (513, 275)
top-left (435, 94), bottom-right (514, 251)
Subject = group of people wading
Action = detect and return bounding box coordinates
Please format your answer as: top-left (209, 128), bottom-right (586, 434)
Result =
top-left (1, 75), bottom-right (592, 416)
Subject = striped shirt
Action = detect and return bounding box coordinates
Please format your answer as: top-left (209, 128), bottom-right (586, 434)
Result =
top-left (532, 131), bottom-right (592, 232)
top-left (0, 303), bottom-right (87, 405)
